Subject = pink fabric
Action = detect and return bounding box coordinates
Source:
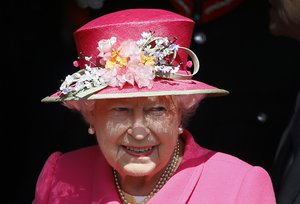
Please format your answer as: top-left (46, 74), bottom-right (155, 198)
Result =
top-left (74, 9), bottom-right (194, 69)
top-left (43, 9), bottom-right (228, 101)
top-left (49, 78), bottom-right (222, 99)
top-left (33, 131), bottom-right (276, 203)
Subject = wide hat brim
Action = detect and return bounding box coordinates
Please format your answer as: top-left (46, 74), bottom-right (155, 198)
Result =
top-left (41, 9), bottom-right (229, 103)
top-left (41, 78), bottom-right (228, 102)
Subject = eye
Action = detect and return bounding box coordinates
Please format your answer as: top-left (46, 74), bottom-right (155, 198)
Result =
top-left (151, 107), bottom-right (166, 111)
top-left (112, 107), bottom-right (129, 112)
top-left (109, 107), bottom-right (131, 118)
top-left (146, 106), bottom-right (167, 116)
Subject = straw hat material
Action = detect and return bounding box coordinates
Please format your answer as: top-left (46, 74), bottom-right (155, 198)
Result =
top-left (41, 8), bottom-right (229, 102)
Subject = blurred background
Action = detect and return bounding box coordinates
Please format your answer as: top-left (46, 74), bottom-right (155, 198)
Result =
top-left (11, 0), bottom-right (300, 203)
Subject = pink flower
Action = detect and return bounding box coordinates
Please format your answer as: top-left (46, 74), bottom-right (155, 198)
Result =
top-left (133, 64), bottom-right (155, 88)
top-left (97, 37), bottom-right (116, 53)
top-left (73, 60), bottom-right (79, 67)
top-left (97, 37), bottom-right (117, 64)
top-left (117, 68), bottom-right (135, 87)
top-left (186, 60), bottom-right (193, 68)
top-left (119, 40), bottom-right (140, 57)
top-left (102, 68), bottom-right (118, 87)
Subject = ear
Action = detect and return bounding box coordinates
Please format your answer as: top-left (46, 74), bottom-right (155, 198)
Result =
top-left (177, 107), bottom-right (183, 127)
top-left (83, 109), bottom-right (95, 125)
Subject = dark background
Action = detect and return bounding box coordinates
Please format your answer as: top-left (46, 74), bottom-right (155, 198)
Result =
top-left (11, 0), bottom-right (300, 203)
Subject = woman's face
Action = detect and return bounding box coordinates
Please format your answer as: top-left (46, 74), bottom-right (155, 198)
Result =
top-left (269, 0), bottom-right (300, 41)
top-left (90, 96), bottom-right (181, 177)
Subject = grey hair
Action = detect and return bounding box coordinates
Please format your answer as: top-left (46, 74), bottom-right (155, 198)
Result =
top-left (62, 94), bottom-right (206, 127)
top-left (174, 94), bottom-right (206, 127)
top-left (62, 100), bottom-right (96, 123)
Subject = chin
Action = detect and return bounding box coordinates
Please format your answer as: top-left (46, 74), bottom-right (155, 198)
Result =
top-left (123, 162), bottom-right (157, 176)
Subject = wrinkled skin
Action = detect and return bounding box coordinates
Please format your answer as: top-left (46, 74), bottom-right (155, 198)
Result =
top-left (89, 96), bottom-right (182, 195)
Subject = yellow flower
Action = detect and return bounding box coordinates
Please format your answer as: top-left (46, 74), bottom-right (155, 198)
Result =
top-left (118, 56), bottom-right (128, 67)
top-left (141, 52), bottom-right (155, 66)
top-left (105, 48), bottom-right (128, 69)
top-left (105, 60), bottom-right (116, 69)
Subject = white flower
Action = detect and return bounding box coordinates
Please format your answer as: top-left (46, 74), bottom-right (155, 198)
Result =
top-left (59, 31), bottom-right (182, 97)
top-left (136, 38), bottom-right (147, 47)
top-left (97, 37), bottom-right (116, 53)
top-left (141, 32), bottom-right (152, 39)
top-left (168, 44), bottom-right (179, 51)
top-left (64, 75), bottom-right (74, 85)
top-left (84, 56), bottom-right (92, 61)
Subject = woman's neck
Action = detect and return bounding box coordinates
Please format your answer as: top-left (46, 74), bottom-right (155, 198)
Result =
top-left (120, 171), bottom-right (164, 196)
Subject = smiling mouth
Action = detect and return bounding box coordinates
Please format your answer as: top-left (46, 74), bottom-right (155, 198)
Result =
top-left (123, 146), bottom-right (154, 156)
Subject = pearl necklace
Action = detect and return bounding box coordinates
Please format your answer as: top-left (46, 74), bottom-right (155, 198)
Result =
top-left (113, 140), bottom-right (180, 204)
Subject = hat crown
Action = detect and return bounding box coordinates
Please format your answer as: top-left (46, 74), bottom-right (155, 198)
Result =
top-left (41, 9), bottom-right (229, 103)
top-left (74, 9), bottom-right (195, 69)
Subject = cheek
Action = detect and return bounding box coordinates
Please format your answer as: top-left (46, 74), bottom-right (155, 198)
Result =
top-left (95, 120), bottom-right (130, 164)
top-left (147, 113), bottom-right (180, 137)
top-left (95, 120), bottom-right (130, 143)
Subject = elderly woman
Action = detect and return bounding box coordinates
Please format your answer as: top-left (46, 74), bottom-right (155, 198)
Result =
top-left (33, 8), bottom-right (276, 204)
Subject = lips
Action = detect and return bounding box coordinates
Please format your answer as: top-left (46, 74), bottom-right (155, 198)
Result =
top-left (123, 145), bottom-right (155, 156)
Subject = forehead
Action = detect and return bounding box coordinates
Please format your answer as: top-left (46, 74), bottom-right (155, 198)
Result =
top-left (96, 96), bottom-right (177, 106)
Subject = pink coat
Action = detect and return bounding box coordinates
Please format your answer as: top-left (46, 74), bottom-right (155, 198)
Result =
top-left (33, 131), bottom-right (276, 203)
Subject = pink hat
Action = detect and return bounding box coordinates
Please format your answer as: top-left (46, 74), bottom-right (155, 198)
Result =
top-left (41, 8), bottom-right (228, 102)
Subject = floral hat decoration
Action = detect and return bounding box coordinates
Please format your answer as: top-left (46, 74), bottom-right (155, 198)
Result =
top-left (41, 9), bottom-right (228, 102)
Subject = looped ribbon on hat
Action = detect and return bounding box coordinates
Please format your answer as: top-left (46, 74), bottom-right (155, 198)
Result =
top-left (169, 47), bottom-right (199, 79)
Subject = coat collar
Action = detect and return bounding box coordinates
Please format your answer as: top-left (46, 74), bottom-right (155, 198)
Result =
top-left (90, 130), bottom-right (213, 203)
top-left (149, 130), bottom-right (214, 203)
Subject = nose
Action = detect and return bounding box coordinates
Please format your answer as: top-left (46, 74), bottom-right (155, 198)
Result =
top-left (127, 111), bottom-right (150, 140)
top-left (127, 126), bottom-right (150, 140)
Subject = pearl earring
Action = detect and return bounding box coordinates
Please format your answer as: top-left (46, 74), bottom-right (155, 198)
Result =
top-left (88, 126), bottom-right (95, 135)
top-left (178, 127), bottom-right (183, 134)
